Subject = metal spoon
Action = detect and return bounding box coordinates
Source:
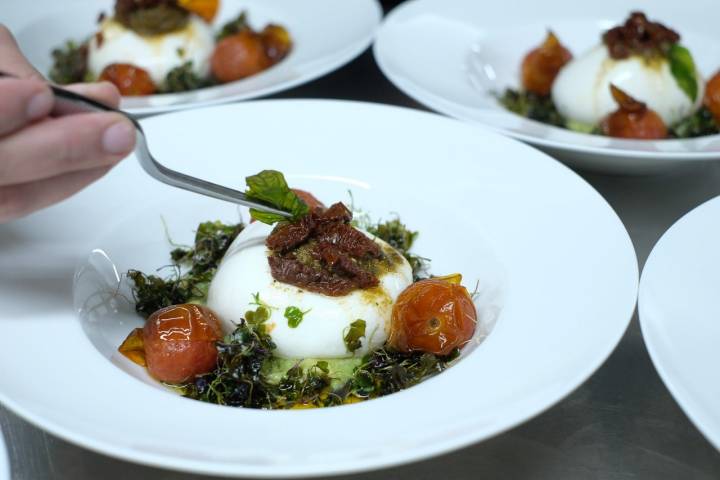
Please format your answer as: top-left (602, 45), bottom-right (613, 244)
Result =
top-left (0, 71), bottom-right (292, 219)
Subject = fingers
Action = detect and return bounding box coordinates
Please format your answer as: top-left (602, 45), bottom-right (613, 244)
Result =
top-left (0, 166), bottom-right (112, 222)
top-left (0, 112), bottom-right (136, 186)
top-left (0, 24), bottom-right (42, 79)
top-left (62, 81), bottom-right (122, 109)
top-left (0, 78), bottom-right (54, 136)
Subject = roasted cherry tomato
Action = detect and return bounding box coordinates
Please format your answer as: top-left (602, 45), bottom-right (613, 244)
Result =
top-left (142, 304), bottom-right (223, 383)
top-left (704, 70), bottom-right (720, 124)
top-left (600, 84), bottom-right (667, 139)
top-left (261, 24), bottom-right (292, 63)
top-left (99, 63), bottom-right (156, 96)
top-left (521, 31), bottom-right (572, 96)
top-left (211, 31), bottom-right (270, 83)
top-left (177, 0), bottom-right (219, 22)
top-left (389, 277), bottom-right (477, 356)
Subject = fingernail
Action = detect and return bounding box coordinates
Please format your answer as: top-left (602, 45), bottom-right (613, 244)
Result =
top-left (102, 121), bottom-right (136, 154)
top-left (26, 90), bottom-right (53, 120)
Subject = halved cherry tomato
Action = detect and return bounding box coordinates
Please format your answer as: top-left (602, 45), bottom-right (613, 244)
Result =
top-left (99, 63), bottom-right (156, 96)
top-left (600, 84), bottom-right (667, 139)
top-left (521, 31), bottom-right (572, 96)
top-left (141, 304), bottom-right (223, 383)
top-left (211, 31), bottom-right (270, 83)
top-left (704, 70), bottom-right (720, 124)
top-left (389, 277), bottom-right (477, 356)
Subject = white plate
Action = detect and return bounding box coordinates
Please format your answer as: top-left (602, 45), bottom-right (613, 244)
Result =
top-left (5, 0), bottom-right (381, 114)
top-left (0, 100), bottom-right (638, 477)
top-left (373, 0), bottom-right (720, 174)
top-left (0, 428), bottom-right (8, 480)
top-left (639, 196), bottom-right (720, 450)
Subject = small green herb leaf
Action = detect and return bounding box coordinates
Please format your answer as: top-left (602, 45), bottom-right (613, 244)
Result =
top-left (668, 44), bottom-right (699, 102)
top-left (343, 319), bottom-right (366, 353)
top-left (246, 293), bottom-right (274, 324)
top-left (216, 11), bottom-right (249, 41)
top-left (245, 170), bottom-right (309, 224)
top-left (284, 306), bottom-right (309, 328)
top-left (314, 361), bottom-right (329, 374)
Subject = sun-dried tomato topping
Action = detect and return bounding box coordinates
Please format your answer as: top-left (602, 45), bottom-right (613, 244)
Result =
top-left (602, 12), bottom-right (679, 60)
top-left (266, 202), bottom-right (385, 296)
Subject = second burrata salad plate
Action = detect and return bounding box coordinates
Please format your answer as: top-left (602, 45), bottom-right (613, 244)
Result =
top-left (5, 0), bottom-right (381, 114)
top-left (0, 100), bottom-right (637, 477)
top-left (374, 0), bottom-right (720, 174)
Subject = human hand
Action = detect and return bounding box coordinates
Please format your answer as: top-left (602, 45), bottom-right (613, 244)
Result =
top-left (0, 25), bottom-right (136, 222)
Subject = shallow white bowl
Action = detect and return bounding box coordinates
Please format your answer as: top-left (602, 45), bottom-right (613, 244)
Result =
top-left (639, 196), bottom-right (720, 451)
top-left (374, 0), bottom-right (720, 174)
top-left (0, 100), bottom-right (638, 477)
top-left (5, 0), bottom-right (381, 114)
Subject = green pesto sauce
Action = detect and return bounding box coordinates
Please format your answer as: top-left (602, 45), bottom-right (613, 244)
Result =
top-left (262, 357), bottom-right (362, 389)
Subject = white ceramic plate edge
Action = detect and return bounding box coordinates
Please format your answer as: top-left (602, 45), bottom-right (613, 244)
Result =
top-left (0, 428), bottom-right (8, 480)
top-left (638, 196), bottom-right (720, 451)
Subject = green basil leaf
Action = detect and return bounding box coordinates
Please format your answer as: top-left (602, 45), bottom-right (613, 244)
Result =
top-left (668, 44), bottom-right (698, 102)
top-left (248, 209), bottom-right (288, 225)
top-left (245, 170), bottom-right (309, 224)
top-left (284, 306), bottom-right (308, 328)
top-left (343, 319), bottom-right (366, 353)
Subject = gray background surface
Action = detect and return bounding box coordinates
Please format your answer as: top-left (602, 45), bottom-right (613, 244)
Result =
top-left (3, 2), bottom-right (720, 478)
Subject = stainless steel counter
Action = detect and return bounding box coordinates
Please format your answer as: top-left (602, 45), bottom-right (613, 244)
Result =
top-left (2, 39), bottom-right (720, 480)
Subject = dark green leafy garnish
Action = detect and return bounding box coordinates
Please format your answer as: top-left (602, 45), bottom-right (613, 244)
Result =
top-left (276, 362), bottom-right (332, 405)
top-left (163, 61), bottom-right (214, 93)
top-left (499, 88), bottom-right (566, 127)
top-left (245, 170), bottom-right (309, 224)
top-left (367, 218), bottom-right (429, 280)
top-left (49, 40), bottom-right (89, 85)
top-left (170, 221), bottom-right (244, 275)
top-left (284, 306), bottom-right (309, 328)
top-left (129, 220), bottom-right (243, 317)
top-left (180, 316), bottom-right (459, 408)
top-left (668, 44), bottom-right (699, 102)
top-left (671, 107), bottom-right (720, 138)
top-left (128, 268), bottom-right (213, 318)
top-left (181, 320), bottom-right (279, 408)
top-left (216, 11), bottom-right (249, 41)
top-left (343, 319), bottom-right (366, 353)
top-left (338, 348), bottom-right (459, 400)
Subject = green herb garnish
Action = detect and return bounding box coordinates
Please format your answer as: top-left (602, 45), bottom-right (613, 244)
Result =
top-left (284, 306), bottom-right (309, 328)
top-left (49, 40), bottom-right (89, 85)
top-left (180, 320), bottom-right (279, 408)
top-left (163, 61), bottom-right (213, 93)
top-left (668, 44), bottom-right (699, 102)
top-left (245, 170), bottom-right (309, 224)
top-left (129, 220), bottom-right (243, 317)
top-left (337, 348), bottom-right (459, 400)
top-left (671, 107), bottom-right (720, 138)
top-left (216, 11), bottom-right (249, 41)
top-left (367, 218), bottom-right (429, 280)
top-left (499, 88), bottom-right (566, 127)
top-left (343, 319), bottom-right (366, 353)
